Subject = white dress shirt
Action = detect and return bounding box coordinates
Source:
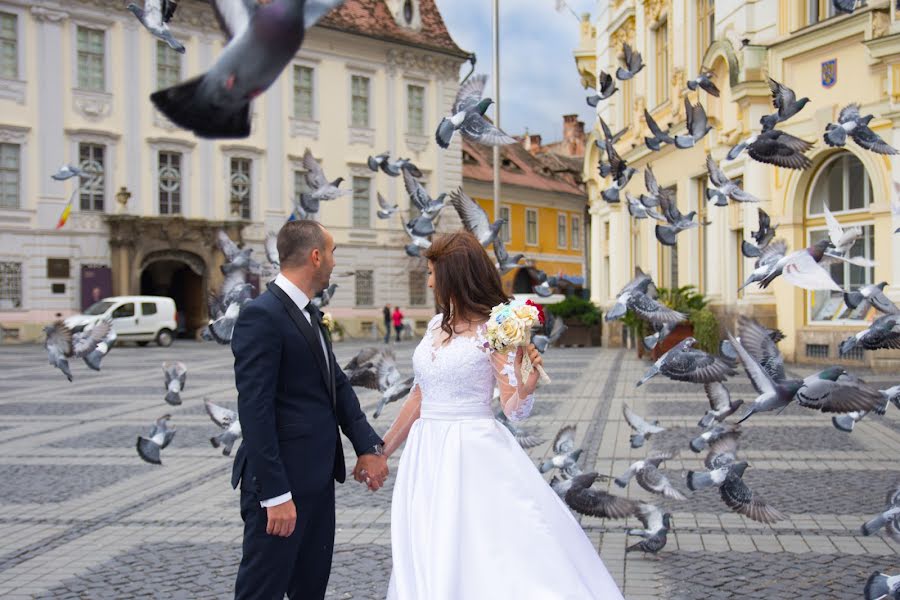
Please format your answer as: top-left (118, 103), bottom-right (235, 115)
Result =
top-left (260, 274), bottom-right (330, 509)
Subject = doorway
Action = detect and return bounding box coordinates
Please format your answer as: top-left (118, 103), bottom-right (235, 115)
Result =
top-left (140, 260), bottom-right (204, 337)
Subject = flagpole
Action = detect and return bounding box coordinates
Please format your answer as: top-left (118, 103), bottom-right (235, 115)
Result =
top-left (492, 0), bottom-right (501, 224)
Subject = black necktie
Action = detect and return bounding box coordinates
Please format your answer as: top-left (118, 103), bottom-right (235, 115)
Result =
top-left (306, 302), bottom-right (322, 326)
top-left (306, 302), bottom-right (331, 375)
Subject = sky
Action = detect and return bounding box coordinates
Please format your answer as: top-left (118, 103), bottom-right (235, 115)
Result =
top-left (433, 0), bottom-right (597, 145)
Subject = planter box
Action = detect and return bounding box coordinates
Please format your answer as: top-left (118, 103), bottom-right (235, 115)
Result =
top-left (650, 323), bottom-right (694, 360)
top-left (558, 321), bottom-right (600, 347)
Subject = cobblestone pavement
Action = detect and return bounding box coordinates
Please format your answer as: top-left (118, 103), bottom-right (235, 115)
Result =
top-left (1, 337), bottom-right (898, 599)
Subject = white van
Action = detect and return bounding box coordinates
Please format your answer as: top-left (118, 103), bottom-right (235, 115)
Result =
top-left (65, 296), bottom-right (178, 347)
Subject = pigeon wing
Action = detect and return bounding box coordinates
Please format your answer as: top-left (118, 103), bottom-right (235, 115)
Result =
top-left (216, 230), bottom-right (241, 261)
top-left (721, 476), bottom-right (785, 524)
top-left (460, 114), bottom-right (516, 146)
top-left (851, 126), bottom-right (899, 155)
top-left (628, 292), bottom-right (687, 324)
top-left (205, 399), bottom-right (237, 429)
top-left (726, 333), bottom-right (776, 396)
top-left (265, 232), bottom-right (279, 269)
top-left (552, 424), bottom-right (577, 454)
top-left (402, 168), bottom-right (431, 212)
top-left (302, 149), bottom-right (329, 190)
top-left (837, 103), bottom-right (861, 123)
top-left (738, 316), bottom-right (786, 382)
top-left (781, 252), bottom-right (842, 291)
top-left (454, 73), bottom-right (487, 113)
top-left (705, 154), bottom-right (730, 188)
top-left (211, 0), bottom-right (256, 41)
top-left (767, 78), bottom-right (796, 115)
top-left (623, 404), bottom-right (664, 434)
top-left (448, 188), bottom-right (491, 239)
top-left (704, 382), bottom-right (732, 412)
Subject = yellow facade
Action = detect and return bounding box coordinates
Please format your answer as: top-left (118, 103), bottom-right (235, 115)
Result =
top-left (576, 1), bottom-right (900, 370)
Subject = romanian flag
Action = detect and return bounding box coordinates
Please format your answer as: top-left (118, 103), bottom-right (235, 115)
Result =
top-left (55, 189), bottom-right (76, 229)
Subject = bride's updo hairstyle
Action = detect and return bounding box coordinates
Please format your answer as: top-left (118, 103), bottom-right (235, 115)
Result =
top-left (424, 231), bottom-right (511, 338)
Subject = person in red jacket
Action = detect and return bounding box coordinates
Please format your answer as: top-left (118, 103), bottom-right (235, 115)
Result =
top-left (392, 306), bottom-right (404, 342)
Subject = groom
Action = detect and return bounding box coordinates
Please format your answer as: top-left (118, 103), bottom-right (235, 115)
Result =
top-left (230, 220), bottom-right (388, 600)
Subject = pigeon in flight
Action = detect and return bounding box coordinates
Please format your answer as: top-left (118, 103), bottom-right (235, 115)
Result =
top-left (217, 230), bottom-right (259, 275)
top-left (650, 175), bottom-right (703, 246)
top-left (673, 97), bottom-right (712, 149)
top-left (531, 270), bottom-right (559, 298)
top-left (636, 337), bottom-right (736, 387)
top-left (127, 0), bottom-right (184, 53)
top-left (614, 450), bottom-right (686, 500)
top-left (844, 282), bottom-right (899, 317)
top-left (136, 414), bottom-right (176, 465)
top-left (163, 361), bottom-right (187, 406)
top-left (264, 232), bottom-right (279, 271)
top-left (727, 331), bottom-right (803, 423)
top-left (51, 164), bottom-right (84, 181)
top-left (864, 571), bottom-right (900, 600)
top-left (615, 43), bottom-right (644, 80)
top-left (832, 0), bottom-right (861, 14)
top-left (71, 317), bottom-right (113, 368)
top-left (563, 472), bottom-right (641, 520)
top-left (600, 126), bottom-right (637, 203)
top-left (825, 104), bottom-right (898, 155)
top-left (586, 71), bottom-right (617, 106)
top-left (403, 169), bottom-right (445, 220)
top-left (150, 0), bottom-right (343, 138)
top-left (643, 322), bottom-right (677, 351)
top-left (690, 423), bottom-right (740, 453)
top-left (207, 276), bottom-right (254, 344)
top-left (435, 73), bottom-right (515, 149)
top-left (367, 152), bottom-right (391, 173)
top-left (595, 117), bottom-right (626, 154)
top-left (448, 188), bottom-right (505, 247)
top-left (687, 461), bottom-right (785, 523)
top-left (626, 505), bottom-right (672, 555)
top-left (703, 430), bottom-right (742, 470)
top-left (626, 193), bottom-right (666, 221)
top-left (727, 128), bottom-right (813, 169)
top-left (822, 205), bottom-right (862, 257)
top-left (839, 313), bottom-right (900, 357)
top-left (345, 348), bottom-right (414, 419)
top-left (44, 321), bottom-right (74, 382)
top-left (492, 236), bottom-right (524, 276)
top-left (739, 239), bottom-right (788, 291)
top-left (741, 208), bottom-right (778, 258)
top-left (686, 71), bottom-right (720, 97)
top-left (531, 311), bottom-right (566, 353)
top-left (832, 385), bottom-right (898, 432)
top-left (861, 482), bottom-right (900, 543)
top-left (495, 405), bottom-right (543, 449)
top-left (757, 239), bottom-right (840, 291)
top-left (205, 399), bottom-right (242, 456)
top-left (539, 425), bottom-right (582, 476)
top-left (376, 192), bottom-right (399, 220)
top-left (619, 290), bottom-right (687, 328)
top-left (300, 148), bottom-right (351, 214)
top-left (759, 78), bottom-right (809, 132)
top-left (606, 267), bottom-right (658, 321)
top-left (80, 318), bottom-right (117, 371)
top-left (796, 367), bottom-right (886, 414)
top-left (311, 283), bottom-right (337, 309)
top-left (699, 382), bottom-right (744, 428)
top-left (643, 109), bottom-right (675, 152)
top-left (623, 404), bottom-right (665, 449)
top-left (705, 154), bottom-right (759, 206)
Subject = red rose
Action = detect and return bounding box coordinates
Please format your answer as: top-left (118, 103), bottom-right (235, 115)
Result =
top-left (526, 299), bottom-right (545, 325)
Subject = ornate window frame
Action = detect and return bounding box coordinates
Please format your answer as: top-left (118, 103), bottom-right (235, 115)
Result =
top-left (148, 137), bottom-right (195, 217)
top-left (0, 6), bottom-right (26, 104)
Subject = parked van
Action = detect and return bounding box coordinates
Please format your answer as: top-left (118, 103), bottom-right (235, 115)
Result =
top-left (65, 296), bottom-right (178, 347)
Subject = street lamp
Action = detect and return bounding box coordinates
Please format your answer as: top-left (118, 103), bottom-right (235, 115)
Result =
top-left (115, 186), bottom-right (131, 214)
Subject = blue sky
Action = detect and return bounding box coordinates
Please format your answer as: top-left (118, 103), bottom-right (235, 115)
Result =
top-left (434, 0), bottom-right (597, 145)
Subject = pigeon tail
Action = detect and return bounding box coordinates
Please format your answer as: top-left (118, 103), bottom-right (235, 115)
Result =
top-left (435, 118), bottom-right (455, 149)
top-left (655, 224), bottom-right (679, 247)
top-left (689, 436), bottom-right (708, 453)
top-left (831, 414), bottom-right (856, 433)
top-left (838, 337), bottom-right (858, 357)
top-left (824, 125), bottom-right (848, 148)
top-left (643, 332), bottom-right (660, 350)
top-left (698, 412), bottom-right (716, 429)
top-left (706, 188), bottom-right (728, 207)
top-left (150, 76), bottom-right (251, 139)
top-left (601, 187), bottom-right (621, 203)
top-left (586, 95), bottom-right (600, 107)
top-left (864, 572), bottom-right (892, 600)
top-left (686, 470), bottom-right (716, 491)
top-left (726, 142), bottom-right (746, 161)
top-left (736, 408), bottom-right (757, 424)
top-left (165, 390), bottom-right (182, 406)
top-left (136, 437), bottom-right (162, 465)
top-left (629, 433), bottom-right (646, 449)
top-left (741, 240), bottom-right (762, 258)
top-left (209, 317), bottom-right (237, 345)
top-left (673, 135), bottom-right (695, 150)
top-left (83, 352), bottom-right (103, 372)
top-left (636, 366), bottom-right (659, 387)
top-left (843, 290), bottom-right (864, 310)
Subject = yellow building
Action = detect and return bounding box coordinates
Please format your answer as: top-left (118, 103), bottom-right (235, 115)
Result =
top-left (575, 1), bottom-right (900, 370)
top-left (461, 118), bottom-right (588, 296)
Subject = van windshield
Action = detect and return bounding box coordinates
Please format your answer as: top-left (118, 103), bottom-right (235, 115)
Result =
top-left (84, 301), bottom-right (115, 315)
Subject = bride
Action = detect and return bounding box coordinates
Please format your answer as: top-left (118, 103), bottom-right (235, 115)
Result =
top-left (360, 231), bottom-right (624, 599)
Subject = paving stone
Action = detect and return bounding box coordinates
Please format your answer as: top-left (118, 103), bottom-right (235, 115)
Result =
top-left (0, 402), bottom-right (114, 416)
top-left (47, 425), bottom-right (224, 450)
top-left (0, 464), bottom-right (155, 504)
top-left (651, 424), bottom-right (866, 453)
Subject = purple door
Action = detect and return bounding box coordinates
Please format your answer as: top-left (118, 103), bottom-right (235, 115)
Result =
top-left (81, 265), bottom-right (113, 311)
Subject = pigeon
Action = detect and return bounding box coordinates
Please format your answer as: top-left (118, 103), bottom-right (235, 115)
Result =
top-left (264, 232), bottom-right (279, 271)
top-left (739, 239), bottom-right (788, 291)
top-left (136, 414), bottom-right (176, 465)
top-left (704, 430), bottom-right (742, 470)
top-left (652, 180), bottom-right (703, 246)
top-left (825, 104), bottom-right (898, 155)
top-left (163, 361), bottom-right (187, 406)
top-left (759, 78), bottom-right (810, 132)
top-left (549, 471), bottom-right (578, 497)
top-left (636, 337), bottom-right (737, 387)
top-left (127, 0), bottom-right (185, 54)
top-left (839, 313), bottom-right (900, 356)
top-left (43, 321), bottom-right (74, 382)
top-left (376, 192), bottom-right (399, 219)
top-left (833, 0), bottom-right (860, 14)
top-left (727, 332), bottom-right (803, 423)
top-left (690, 423), bottom-right (740, 453)
top-left (862, 483), bottom-right (900, 542)
top-left (643, 322), bottom-right (677, 351)
top-left (532, 312), bottom-right (567, 353)
top-left (311, 283), bottom-right (337, 309)
top-left (757, 239), bottom-right (838, 291)
top-left (622, 290), bottom-right (687, 327)
top-left (447, 188), bottom-right (505, 247)
top-left (627, 193), bottom-right (666, 221)
top-left (405, 213), bottom-right (436, 238)
top-left (81, 318), bottom-right (117, 371)
top-left (822, 204), bottom-right (862, 257)
top-left (403, 168), bottom-right (446, 220)
top-left (614, 450), bottom-right (686, 500)
top-left (300, 148), bottom-right (351, 214)
top-left (393, 158), bottom-right (423, 178)
top-left (643, 109), bottom-right (675, 151)
top-left (686, 71), bottom-right (720, 97)
top-left (531, 273), bottom-right (559, 298)
top-left (626, 506), bottom-right (672, 555)
top-left (864, 571), bottom-right (900, 600)
top-left (205, 399), bottom-right (242, 456)
top-left (367, 152), bottom-right (390, 173)
top-left (673, 97), bottom-right (712, 149)
top-left (594, 117), bottom-right (627, 153)
top-left (705, 155), bottom-right (759, 206)
top-left (209, 294), bottom-right (249, 344)
top-left (600, 126), bottom-right (637, 203)
top-left (796, 367), bottom-right (886, 414)
top-left (606, 267), bottom-right (658, 321)
top-left (832, 386), bottom-right (897, 432)
top-left (435, 73), bottom-right (515, 149)
top-left (495, 407), bottom-right (543, 449)
top-left (615, 43), bottom-right (644, 80)
top-left (71, 317), bottom-right (112, 360)
top-left (345, 349), bottom-right (415, 419)
top-left (741, 208), bottom-right (778, 258)
top-left (727, 128), bottom-right (813, 170)
top-left (586, 71), bottom-right (617, 106)
top-left (736, 316), bottom-right (788, 382)
top-left (844, 282), bottom-right (899, 316)
top-left (623, 404), bottom-right (665, 449)
top-left (51, 164), bottom-right (84, 181)
top-left (150, 0), bottom-right (342, 138)
top-left (687, 461), bottom-right (785, 523)
top-left (217, 230), bottom-right (259, 275)
top-left (539, 425), bottom-right (582, 476)
top-left (563, 472), bottom-right (641, 519)
top-left (698, 382), bottom-right (744, 428)
top-left (492, 236), bottom-right (525, 276)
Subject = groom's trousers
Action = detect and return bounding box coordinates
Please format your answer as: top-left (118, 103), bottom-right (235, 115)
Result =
top-left (234, 483), bottom-right (336, 600)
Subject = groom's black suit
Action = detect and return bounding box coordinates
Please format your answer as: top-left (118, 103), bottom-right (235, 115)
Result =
top-left (231, 281), bottom-right (382, 600)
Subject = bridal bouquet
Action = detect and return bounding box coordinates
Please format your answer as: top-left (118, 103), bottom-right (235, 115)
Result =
top-left (484, 299), bottom-right (551, 385)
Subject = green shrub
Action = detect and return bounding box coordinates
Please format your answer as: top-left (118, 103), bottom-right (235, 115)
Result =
top-left (689, 307), bottom-right (719, 354)
top-left (656, 285), bottom-right (708, 313)
top-left (546, 295), bottom-right (602, 326)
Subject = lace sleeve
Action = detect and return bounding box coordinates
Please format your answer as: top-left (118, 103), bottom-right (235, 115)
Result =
top-left (382, 381), bottom-right (422, 458)
top-left (490, 348), bottom-right (537, 422)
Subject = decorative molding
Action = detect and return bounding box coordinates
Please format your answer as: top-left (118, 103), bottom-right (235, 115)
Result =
top-left (348, 164), bottom-right (374, 177)
top-left (386, 48), bottom-right (459, 79)
top-left (404, 133), bottom-right (428, 154)
top-left (221, 144), bottom-right (265, 157)
top-left (141, 248), bottom-right (206, 275)
top-left (289, 117), bottom-right (320, 139)
top-left (145, 136), bottom-right (196, 150)
top-left (610, 17), bottom-right (636, 51)
top-left (30, 6), bottom-right (68, 23)
top-left (72, 89), bottom-right (113, 121)
top-left (0, 78), bottom-right (26, 105)
top-left (152, 109), bottom-right (181, 132)
top-left (0, 124), bottom-right (30, 143)
top-left (64, 127), bottom-right (120, 142)
top-left (348, 126), bottom-right (375, 146)
top-left (872, 10), bottom-right (890, 39)
top-left (643, 0), bottom-right (668, 24)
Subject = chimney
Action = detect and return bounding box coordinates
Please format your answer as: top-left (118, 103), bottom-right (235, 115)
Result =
top-left (562, 114), bottom-right (585, 157)
top-left (520, 131), bottom-right (542, 155)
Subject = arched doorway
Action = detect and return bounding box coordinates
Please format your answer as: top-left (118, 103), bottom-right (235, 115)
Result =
top-left (140, 250), bottom-right (206, 337)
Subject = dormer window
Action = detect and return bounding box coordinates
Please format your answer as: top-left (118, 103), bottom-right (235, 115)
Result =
top-left (462, 151), bottom-right (478, 165)
top-left (389, 0), bottom-right (421, 30)
top-left (403, 0), bottom-right (413, 24)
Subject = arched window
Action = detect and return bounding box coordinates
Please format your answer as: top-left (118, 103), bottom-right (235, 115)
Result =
top-left (805, 153), bottom-right (875, 322)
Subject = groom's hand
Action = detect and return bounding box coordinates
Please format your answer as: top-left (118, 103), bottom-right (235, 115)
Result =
top-left (265, 499), bottom-right (297, 537)
top-left (354, 455), bottom-right (389, 491)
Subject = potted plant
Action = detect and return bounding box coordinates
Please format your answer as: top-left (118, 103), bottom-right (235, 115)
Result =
top-left (626, 286), bottom-right (719, 359)
top-left (545, 295), bottom-right (602, 347)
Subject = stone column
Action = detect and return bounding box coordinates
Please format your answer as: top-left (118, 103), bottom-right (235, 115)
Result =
top-left (589, 200), bottom-right (603, 305)
top-left (123, 18), bottom-right (142, 215)
top-left (31, 7), bottom-right (68, 201)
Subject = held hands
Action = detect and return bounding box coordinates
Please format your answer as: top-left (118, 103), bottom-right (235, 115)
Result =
top-left (515, 343), bottom-right (544, 391)
top-left (353, 454), bottom-right (389, 492)
top-left (265, 499), bottom-right (297, 537)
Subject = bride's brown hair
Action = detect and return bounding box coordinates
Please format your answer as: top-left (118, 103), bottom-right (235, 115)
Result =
top-left (424, 231), bottom-right (511, 338)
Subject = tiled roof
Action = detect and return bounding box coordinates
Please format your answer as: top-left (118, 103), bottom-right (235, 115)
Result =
top-left (317, 0), bottom-right (468, 58)
top-left (462, 138), bottom-right (586, 197)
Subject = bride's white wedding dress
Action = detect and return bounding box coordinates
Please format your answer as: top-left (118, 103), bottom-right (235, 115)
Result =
top-left (383, 314), bottom-right (623, 599)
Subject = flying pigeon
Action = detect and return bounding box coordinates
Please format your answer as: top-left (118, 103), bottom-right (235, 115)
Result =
top-left (623, 290), bottom-right (687, 328)
top-left (727, 128), bottom-right (813, 169)
top-left (643, 109), bottom-right (675, 152)
top-left (626, 506), bottom-right (672, 555)
top-left (687, 461), bottom-right (785, 523)
top-left (825, 104), bottom-right (898, 155)
top-left (627, 193), bottom-right (666, 221)
top-left (586, 71), bottom-right (617, 106)
top-left (615, 43), bottom-right (644, 80)
top-left (844, 282), bottom-right (899, 316)
top-left (673, 97), bottom-right (712, 149)
top-left (698, 382), bottom-right (744, 428)
top-left (796, 366), bottom-right (886, 414)
top-left (539, 425), bottom-right (582, 476)
top-left (759, 78), bottom-right (810, 132)
top-left (531, 271), bottom-right (559, 298)
top-left (563, 472), bottom-right (641, 520)
top-left (43, 321), bottom-right (74, 382)
top-left (393, 158), bottom-right (423, 178)
top-left (704, 430), bottom-right (742, 470)
top-left (614, 450), bottom-right (686, 500)
top-left (299, 148), bottom-right (351, 214)
top-left (757, 239), bottom-right (839, 291)
top-left (495, 406), bottom-right (543, 449)
top-left (739, 239), bottom-right (788, 291)
top-left (741, 208), bottom-right (778, 258)
top-left (208, 291), bottom-right (251, 344)
top-left (150, 0), bottom-right (343, 138)
top-left (636, 337), bottom-right (736, 387)
top-left (643, 322), bottom-right (677, 351)
top-left (822, 204), bottom-right (862, 257)
top-left (864, 571), bottom-right (900, 600)
top-left (651, 175), bottom-right (703, 246)
top-left (264, 232), bottom-right (279, 271)
top-left (594, 118), bottom-right (627, 155)
top-left (492, 236), bottom-right (525, 276)
top-left (705, 154), bottom-right (759, 206)
top-left (532, 312), bottom-right (567, 353)
top-left (861, 482), bottom-right (900, 543)
top-left (311, 283), bottom-right (337, 309)
top-left (127, 0), bottom-right (185, 53)
top-left (367, 152), bottom-right (390, 173)
top-left (163, 361), bottom-right (187, 406)
top-left (686, 71), bottom-right (720, 97)
top-left (832, 386), bottom-right (897, 432)
top-left (405, 213), bottom-right (436, 238)
top-left (345, 349), bottom-right (414, 419)
top-left (376, 192), bottom-right (399, 219)
top-left (727, 331), bottom-right (803, 423)
top-left (205, 399), bottom-right (242, 456)
top-left (600, 125), bottom-right (637, 203)
top-left (690, 423), bottom-right (740, 453)
top-left (435, 73), bottom-right (515, 149)
top-left (217, 230), bottom-right (259, 275)
top-left (51, 164), bottom-right (84, 181)
top-left (136, 414), bottom-right (176, 465)
top-left (81, 318), bottom-right (117, 371)
top-left (403, 168), bottom-right (445, 220)
top-left (606, 267), bottom-right (658, 321)
top-left (623, 404), bottom-right (665, 449)
top-left (448, 187), bottom-right (505, 247)
top-left (839, 313), bottom-right (900, 356)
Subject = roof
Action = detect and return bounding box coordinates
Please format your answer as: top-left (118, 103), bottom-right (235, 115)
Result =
top-left (317, 0), bottom-right (468, 58)
top-left (461, 139), bottom-right (586, 197)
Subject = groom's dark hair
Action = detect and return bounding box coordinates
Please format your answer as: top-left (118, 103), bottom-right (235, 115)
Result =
top-left (277, 220), bottom-right (327, 268)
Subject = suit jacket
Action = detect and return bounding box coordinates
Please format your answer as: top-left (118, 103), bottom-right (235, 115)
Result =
top-left (230, 283), bottom-right (382, 499)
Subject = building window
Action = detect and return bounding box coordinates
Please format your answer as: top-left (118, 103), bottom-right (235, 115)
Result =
top-left (158, 151), bottom-right (182, 215)
top-left (571, 215), bottom-right (581, 250)
top-left (355, 270), bottom-right (374, 306)
top-left (77, 26), bottom-right (105, 91)
top-left (409, 269), bottom-right (427, 306)
top-left (806, 0), bottom-right (837, 25)
top-left (293, 65), bottom-right (314, 120)
top-left (230, 157), bottom-right (252, 220)
top-left (696, 0), bottom-right (714, 69)
top-left (294, 169), bottom-right (310, 206)
top-left (156, 40), bottom-right (181, 89)
top-left (0, 143), bottom-right (19, 209)
top-left (407, 84), bottom-right (425, 135)
top-left (557, 214), bottom-right (567, 248)
top-left (500, 205), bottom-right (511, 242)
top-left (525, 208), bottom-right (538, 245)
top-left (654, 20), bottom-right (668, 105)
top-left (78, 143), bottom-right (105, 212)
top-left (351, 75), bottom-right (370, 128)
top-left (806, 153), bottom-right (874, 322)
top-left (351, 176), bottom-right (371, 228)
top-left (0, 261), bottom-right (21, 309)
top-left (0, 12), bottom-right (17, 80)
